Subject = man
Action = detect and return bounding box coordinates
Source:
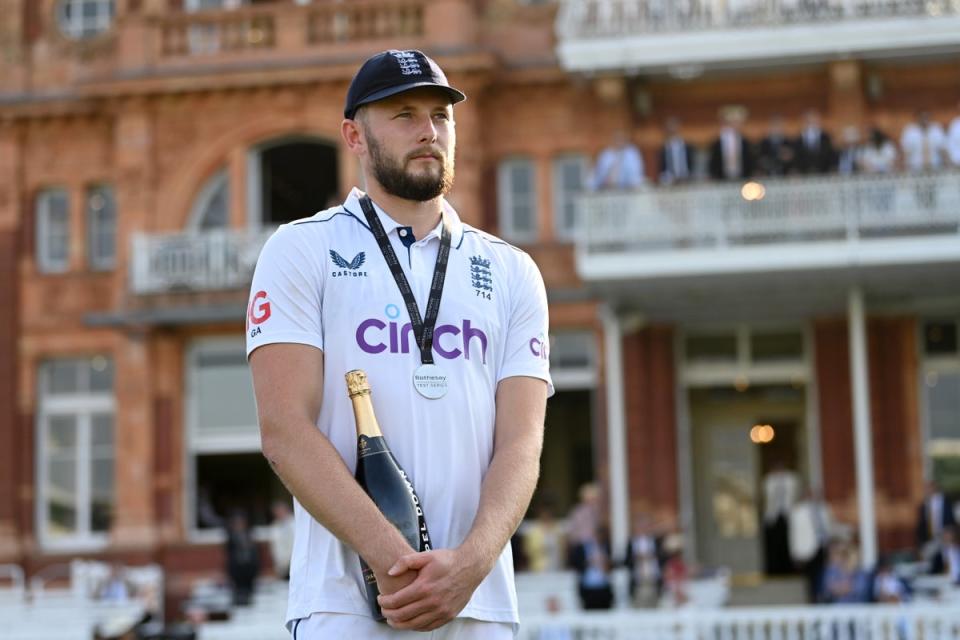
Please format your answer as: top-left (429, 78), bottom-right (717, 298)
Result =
top-left (794, 109), bottom-right (836, 174)
top-left (947, 100), bottom-right (960, 167)
top-left (900, 110), bottom-right (947, 173)
top-left (762, 461), bottom-right (799, 575)
top-left (916, 481), bottom-right (955, 556)
top-left (268, 500), bottom-right (296, 580)
top-left (590, 130), bottom-right (646, 190)
top-left (757, 114), bottom-right (796, 177)
top-left (247, 49), bottom-right (552, 639)
top-left (658, 117), bottom-right (695, 185)
top-left (708, 107), bottom-right (754, 180)
top-left (789, 487), bottom-right (833, 603)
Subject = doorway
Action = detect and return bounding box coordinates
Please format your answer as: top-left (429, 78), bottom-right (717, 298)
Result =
top-left (690, 384), bottom-right (806, 576)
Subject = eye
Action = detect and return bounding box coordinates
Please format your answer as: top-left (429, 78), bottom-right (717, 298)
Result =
top-left (394, 111), bottom-right (412, 119)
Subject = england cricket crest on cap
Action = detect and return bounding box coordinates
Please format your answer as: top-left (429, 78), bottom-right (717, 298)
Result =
top-left (470, 255), bottom-right (492, 301)
top-left (391, 51), bottom-right (423, 76)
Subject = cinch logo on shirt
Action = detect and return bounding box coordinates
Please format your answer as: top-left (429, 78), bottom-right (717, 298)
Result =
top-left (529, 333), bottom-right (549, 361)
top-left (356, 304), bottom-right (488, 364)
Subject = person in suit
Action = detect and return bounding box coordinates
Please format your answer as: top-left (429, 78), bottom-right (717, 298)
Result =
top-left (794, 109), bottom-right (836, 174)
top-left (757, 114), bottom-right (796, 176)
top-left (570, 529), bottom-right (614, 610)
top-left (789, 487), bottom-right (833, 603)
top-left (658, 117), bottom-right (696, 185)
top-left (916, 481), bottom-right (956, 556)
top-left (709, 108), bottom-right (754, 180)
top-left (624, 513), bottom-right (663, 608)
top-left (929, 525), bottom-right (960, 584)
top-left (225, 510), bottom-right (261, 606)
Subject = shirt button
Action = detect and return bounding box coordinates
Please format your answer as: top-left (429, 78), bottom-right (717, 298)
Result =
top-left (399, 228), bottom-right (408, 237)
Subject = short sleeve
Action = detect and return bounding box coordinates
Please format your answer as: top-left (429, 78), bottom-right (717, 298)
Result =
top-left (496, 252), bottom-right (554, 397)
top-left (245, 225), bottom-right (325, 358)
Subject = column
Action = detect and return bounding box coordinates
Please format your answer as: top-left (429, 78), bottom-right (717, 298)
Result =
top-left (600, 304), bottom-right (629, 557)
top-left (848, 287), bottom-right (877, 568)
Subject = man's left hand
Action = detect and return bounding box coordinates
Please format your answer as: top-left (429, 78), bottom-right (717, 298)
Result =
top-left (377, 548), bottom-right (489, 631)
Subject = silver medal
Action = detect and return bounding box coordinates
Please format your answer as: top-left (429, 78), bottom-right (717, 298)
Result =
top-left (413, 363), bottom-right (448, 399)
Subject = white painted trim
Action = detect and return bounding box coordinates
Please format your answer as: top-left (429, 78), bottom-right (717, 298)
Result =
top-left (600, 305), bottom-right (629, 559)
top-left (187, 169), bottom-right (229, 231)
top-left (497, 157), bottom-right (539, 244)
top-left (551, 154), bottom-right (589, 241)
top-left (847, 287), bottom-right (877, 569)
top-left (673, 330), bottom-right (696, 563)
top-left (36, 188), bottom-right (70, 274)
top-left (557, 14), bottom-right (960, 73)
top-left (803, 322), bottom-right (823, 492)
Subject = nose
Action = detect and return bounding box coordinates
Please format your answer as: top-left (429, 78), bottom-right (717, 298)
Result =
top-left (417, 115), bottom-right (438, 144)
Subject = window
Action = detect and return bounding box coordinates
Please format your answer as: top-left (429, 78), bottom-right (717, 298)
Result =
top-left (686, 333), bottom-right (738, 363)
top-left (36, 188), bottom-right (70, 273)
top-left (750, 330), bottom-right (804, 362)
top-left (549, 330), bottom-right (597, 390)
top-left (37, 357), bottom-right (115, 549)
top-left (57, 0), bottom-right (115, 39)
top-left (922, 319), bottom-right (960, 493)
top-left (87, 185), bottom-right (116, 270)
top-left (188, 170), bottom-right (229, 230)
top-left (497, 158), bottom-right (537, 242)
top-left (188, 338), bottom-right (287, 536)
top-left (552, 154), bottom-right (587, 239)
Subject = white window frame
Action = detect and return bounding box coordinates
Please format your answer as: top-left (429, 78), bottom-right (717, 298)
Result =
top-left (551, 154), bottom-right (588, 240)
top-left (86, 184), bottom-right (116, 271)
top-left (36, 359), bottom-right (115, 552)
top-left (497, 157), bottom-right (538, 243)
top-left (185, 337), bottom-right (262, 543)
top-left (184, 0), bottom-right (245, 12)
top-left (187, 169), bottom-right (230, 231)
top-left (57, 0), bottom-right (115, 39)
top-left (36, 188), bottom-right (71, 274)
top-left (550, 330), bottom-right (597, 390)
top-left (680, 324), bottom-right (808, 387)
top-left (919, 319), bottom-right (960, 480)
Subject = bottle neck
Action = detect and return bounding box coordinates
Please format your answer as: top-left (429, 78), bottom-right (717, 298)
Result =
top-left (350, 392), bottom-right (383, 438)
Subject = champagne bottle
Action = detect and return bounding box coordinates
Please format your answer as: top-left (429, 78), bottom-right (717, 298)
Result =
top-left (346, 369), bottom-right (432, 621)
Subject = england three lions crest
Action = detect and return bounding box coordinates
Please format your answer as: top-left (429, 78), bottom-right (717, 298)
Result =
top-left (470, 255), bottom-right (493, 300)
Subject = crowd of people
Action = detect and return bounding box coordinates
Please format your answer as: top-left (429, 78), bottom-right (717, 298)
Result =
top-left (515, 476), bottom-right (960, 612)
top-left (590, 105), bottom-right (960, 190)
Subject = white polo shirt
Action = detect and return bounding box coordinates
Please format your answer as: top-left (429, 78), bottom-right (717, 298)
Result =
top-left (246, 188), bottom-right (553, 628)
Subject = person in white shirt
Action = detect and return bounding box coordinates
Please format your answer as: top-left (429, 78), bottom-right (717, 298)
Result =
top-left (900, 110), bottom-right (947, 173)
top-left (947, 101), bottom-right (960, 167)
top-left (268, 500), bottom-right (296, 580)
top-left (789, 487), bottom-right (833, 603)
top-left (763, 462), bottom-right (800, 576)
top-left (590, 131), bottom-right (646, 190)
top-left (247, 49), bottom-right (552, 639)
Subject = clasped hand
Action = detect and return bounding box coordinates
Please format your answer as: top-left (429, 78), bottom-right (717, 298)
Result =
top-left (376, 548), bottom-right (486, 631)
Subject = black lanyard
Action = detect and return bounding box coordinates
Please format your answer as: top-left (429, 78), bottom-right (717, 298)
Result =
top-left (359, 195), bottom-right (451, 366)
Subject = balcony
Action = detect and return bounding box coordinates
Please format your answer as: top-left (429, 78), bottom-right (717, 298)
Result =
top-left (576, 172), bottom-right (960, 320)
top-left (556, 0), bottom-right (960, 73)
top-left (130, 229), bottom-right (273, 295)
top-left (80, 0), bottom-right (481, 92)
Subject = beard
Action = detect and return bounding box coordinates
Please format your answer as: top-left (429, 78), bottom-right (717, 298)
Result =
top-left (366, 129), bottom-right (455, 202)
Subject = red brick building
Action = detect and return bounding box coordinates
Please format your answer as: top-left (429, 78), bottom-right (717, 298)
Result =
top-left (2, 0), bottom-right (960, 595)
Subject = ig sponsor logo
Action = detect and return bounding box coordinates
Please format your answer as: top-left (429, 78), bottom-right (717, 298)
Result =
top-left (247, 290), bottom-right (271, 337)
top-left (356, 304), bottom-right (489, 364)
top-left (529, 333), bottom-right (549, 361)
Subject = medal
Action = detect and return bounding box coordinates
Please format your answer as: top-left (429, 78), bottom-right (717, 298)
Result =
top-left (413, 363), bottom-right (448, 399)
top-left (359, 196), bottom-right (452, 400)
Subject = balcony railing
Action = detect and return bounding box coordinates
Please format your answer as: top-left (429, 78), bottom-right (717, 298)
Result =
top-left (558, 0), bottom-right (960, 38)
top-left (522, 603), bottom-right (960, 640)
top-left (576, 171), bottom-right (960, 279)
top-left (156, 1), bottom-right (424, 59)
top-left (130, 228), bottom-right (273, 295)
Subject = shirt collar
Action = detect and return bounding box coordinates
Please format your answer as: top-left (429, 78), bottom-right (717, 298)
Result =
top-left (344, 187), bottom-right (464, 246)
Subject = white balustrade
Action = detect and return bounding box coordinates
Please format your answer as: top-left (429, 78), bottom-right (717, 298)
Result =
top-left (577, 172), bottom-right (960, 268)
top-left (130, 228), bottom-right (274, 294)
top-left (558, 0), bottom-right (960, 38)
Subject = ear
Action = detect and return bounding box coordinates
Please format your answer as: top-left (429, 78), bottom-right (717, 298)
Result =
top-left (341, 118), bottom-right (364, 156)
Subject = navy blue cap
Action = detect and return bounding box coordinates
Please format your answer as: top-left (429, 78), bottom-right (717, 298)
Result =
top-left (344, 50), bottom-right (466, 119)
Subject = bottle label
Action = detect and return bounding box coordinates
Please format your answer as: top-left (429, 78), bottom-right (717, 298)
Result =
top-left (357, 435), bottom-right (388, 459)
